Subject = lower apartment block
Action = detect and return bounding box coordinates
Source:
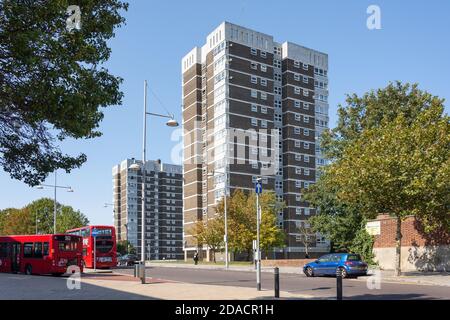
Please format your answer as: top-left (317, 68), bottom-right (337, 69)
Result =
top-left (112, 159), bottom-right (184, 260)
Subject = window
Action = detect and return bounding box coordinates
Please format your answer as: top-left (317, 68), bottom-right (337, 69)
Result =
top-left (274, 87), bottom-right (282, 95)
top-left (0, 243), bottom-right (8, 258)
top-left (304, 155), bottom-right (310, 163)
top-left (303, 103), bottom-right (309, 110)
top-left (251, 104), bottom-right (258, 112)
top-left (251, 90), bottom-right (258, 98)
top-left (261, 106), bottom-right (267, 114)
top-left (294, 128), bottom-right (301, 135)
top-left (304, 116), bottom-right (310, 123)
top-left (294, 87), bottom-right (301, 95)
top-left (251, 118), bottom-right (258, 126)
top-left (304, 129), bottom-right (310, 136)
top-left (274, 73), bottom-right (282, 82)
top-left (273, 59), bottom-right (281, 68)
top-left (295, 100), bottom-right (301, 108)
top-left (303, 89), bottom-right (309, 97)
top-left (24, 243), bottom-right (33, 258)
top-left (251, 48), bottom-right (257, 55)
top-left (305, 208), bottom-right (310, 215)
top-left (251, 75), bottom-right (258, 84)
top-left (304, 169), bottom-right (310, 176)
top-left (295, 141), bottom-right (301, 148)
top-left (261, 92), bottom-right (267, 100)
top-left (261, 79), bottom-right (267, 87)
top-left (261, 120), bottom-right (268, 128)
top-left (302, 63), bottom-right (308, 70)
top-left (294, 74), bottom-right (300, 81)
top-left (304, 142), bottom-right (310, 149)
top-left (275, 100), bottom-right (282, 108)
top-left (295, 113), bottom-right (301, 121)
top-left (260, 51), bottom-right (267, 58)
top-left (251, 161), bottom-right (258, 169)
top-left (251, 62), bottom-right (258, 70)
top-left (295, 181), bottom-right (302, 188)
top-left (33, 242), bottom-right (43, 258)
top-left (296, 195), bottom-right (302, 201)
top-left (295, 154), bottom-right (301, 161)
top-left (294, 60), bottom-right (300, 68)
top-left (261, 65), bottom-right (267, 72)
top-left (295, 167), bottom-right (301, 174)
top-left (296, 208), bottom-right (302, 215)
top-left (303, 76), bottom-right (309, 83)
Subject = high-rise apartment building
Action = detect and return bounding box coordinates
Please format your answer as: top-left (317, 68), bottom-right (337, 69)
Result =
top-left (182, 22), bottom-right (329, 259)
top-left (112, 159), bottom-right (183, 260)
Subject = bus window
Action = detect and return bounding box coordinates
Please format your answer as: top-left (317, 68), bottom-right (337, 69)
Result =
top-left (34, 242), bottom-right (43, 258)
top-left (43, 242), bottom-right (49, 256)
top-left (81, 228), bottom-right (90, 238)
top-left (23, 243), bottom-right (33, 258)
top-left (0, 243), bottom-right (8, 258)
top-left (58, 240), bottom-right (78, 252)
top-left (97, 229), bottom-right (112, 236)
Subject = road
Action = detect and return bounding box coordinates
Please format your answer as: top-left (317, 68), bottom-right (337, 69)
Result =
top-left (115, 266), bottom-right (450, 300)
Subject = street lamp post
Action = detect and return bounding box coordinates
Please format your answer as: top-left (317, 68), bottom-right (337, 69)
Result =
top-left (36, 171), bottom-right (74, 234)
top-left (208, 171), bottom-right (229, 269)
top-left (130, 80), bottom-right (179, 284)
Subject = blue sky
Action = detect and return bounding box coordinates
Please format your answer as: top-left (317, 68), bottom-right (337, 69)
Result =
top-left (0, 0), bottom-right (449, 225)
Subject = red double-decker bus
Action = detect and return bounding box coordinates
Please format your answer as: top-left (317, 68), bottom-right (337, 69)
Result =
top-left (0, 234), bottom-right (83, 276)
top-left (66, 226), bottom-right (117, 269)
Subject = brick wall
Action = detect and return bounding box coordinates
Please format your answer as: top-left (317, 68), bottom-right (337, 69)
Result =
top-left (371, 215), bottom-right (450, 248)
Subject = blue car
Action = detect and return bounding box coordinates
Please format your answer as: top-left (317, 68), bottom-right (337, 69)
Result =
top-left (303, 253), bottom-right (368, 278)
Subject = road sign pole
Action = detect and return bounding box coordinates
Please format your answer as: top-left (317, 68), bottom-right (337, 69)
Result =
top-left (94, 237), bottom-right (97, 272)
top-left (255, 180), bottom-right (262, 291)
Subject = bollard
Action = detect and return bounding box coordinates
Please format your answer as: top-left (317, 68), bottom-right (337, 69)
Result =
top-left (336, 270), bottom-right (343, 300)
top-left (139, 261), bottom-right (146, 284)
top-left (134, 264), bottom-right (138, 277)
top-left (274, 267), bottom-right (280, 298)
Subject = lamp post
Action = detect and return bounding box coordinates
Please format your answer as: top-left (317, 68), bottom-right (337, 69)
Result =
top-left (207, 170), bottom-right (229, 269)
top-left (36, 171), bottom-right (74, 234)
top-left (129, 80), bottom-right (179, 284)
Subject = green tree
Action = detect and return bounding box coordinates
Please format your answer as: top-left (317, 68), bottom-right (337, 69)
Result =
top-left (0, 208), bottom-right (34, 235)
top-left (191, 218), bottom-right (224, 263)
top-left (0, 198), bottom-right (90, 235)
top-left (326, 104), bottom-right (449, 275)
top-left (0, 0), bottom-right (128, 186)
top-left (305, 177), bottom-right (364, 253)
top-left (117, 240), bottom-right (135, 255)
top-left (215, 190), bottom-right (285, 260)
top-left (309, 82), bottom-right (449, 275)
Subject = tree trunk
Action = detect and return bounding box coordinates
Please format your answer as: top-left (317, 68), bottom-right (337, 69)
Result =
top-left (395, 216), bottom-right (402, 276)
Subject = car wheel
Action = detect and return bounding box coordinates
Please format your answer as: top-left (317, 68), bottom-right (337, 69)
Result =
top-left (337, 267), bottom-right (348, 279)
top-left (305, 267), bottom-right (314, 277)
top-left (25, 264), bottom-right (32, 275)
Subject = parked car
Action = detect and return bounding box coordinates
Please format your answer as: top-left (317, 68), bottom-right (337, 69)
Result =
top-left (303, 253), bottom-right (368, 278)
top-left (117, 254), bottom-right (138, 267)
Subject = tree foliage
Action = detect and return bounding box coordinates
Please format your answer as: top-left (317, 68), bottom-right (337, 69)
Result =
top-left (214, 190), bottom-right (286, 260)
top-left (0, 198), bottom-right (89, 235)
top-left (0, 0), bottom-right (128, 186)
top-left (191, 218), bottom-right (224, 263)
top-left (310, 81), bottom-right (449, 274)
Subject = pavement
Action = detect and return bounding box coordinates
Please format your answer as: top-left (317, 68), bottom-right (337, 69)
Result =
top-left (1, 264), bottom-right (449, 300)
top-left (145, 262), bottom-right (450, 287)
top-left (0, 272), bottom-right (311, 300)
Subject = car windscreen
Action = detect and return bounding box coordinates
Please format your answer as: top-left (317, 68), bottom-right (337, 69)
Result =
top-left (346, 254), bottom-right (361, 261)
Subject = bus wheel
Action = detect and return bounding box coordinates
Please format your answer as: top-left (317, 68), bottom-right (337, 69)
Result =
top-left (25, 265), bottom-right (32, 275)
